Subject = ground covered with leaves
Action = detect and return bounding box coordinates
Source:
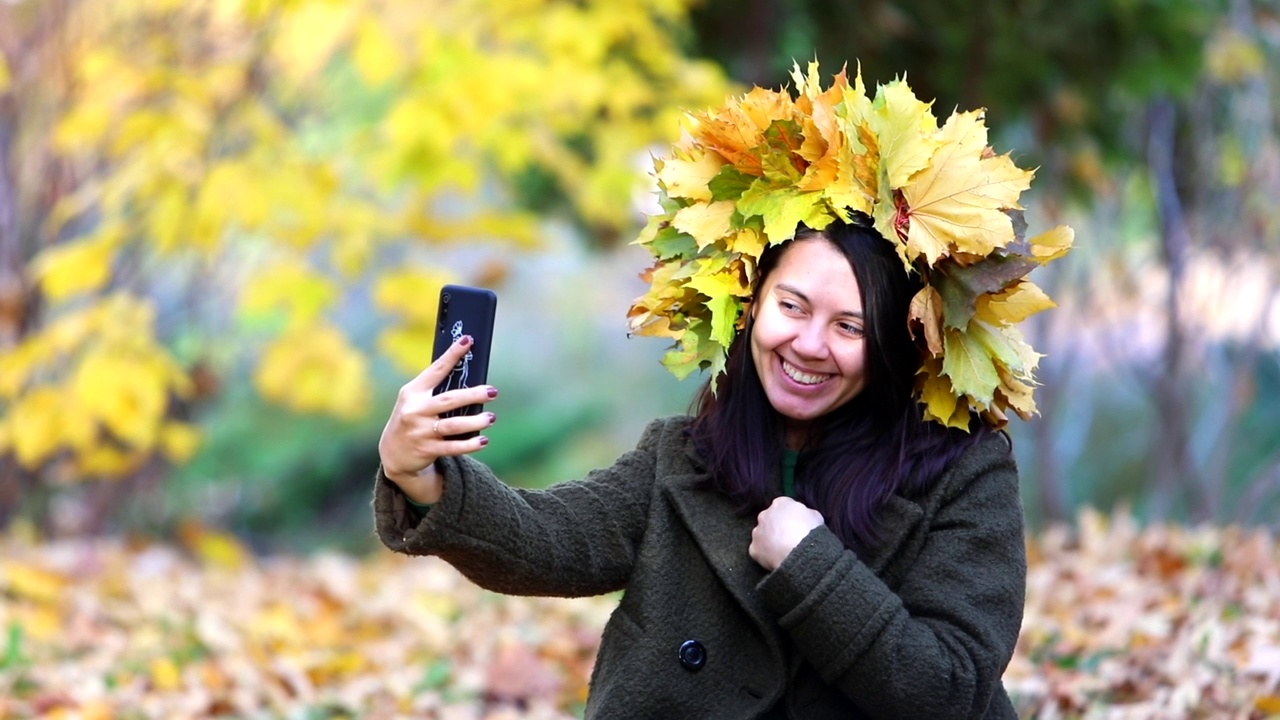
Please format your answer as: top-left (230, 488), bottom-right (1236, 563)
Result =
top-left (1, 511), bottom-right (1278, 719)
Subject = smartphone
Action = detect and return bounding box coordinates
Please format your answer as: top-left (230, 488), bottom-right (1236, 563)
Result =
top-left (431, 284), bottom-right (498, 439)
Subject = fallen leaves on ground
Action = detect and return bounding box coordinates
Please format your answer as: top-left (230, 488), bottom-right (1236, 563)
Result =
top-left (0, 510), bottom-right (1276, 719)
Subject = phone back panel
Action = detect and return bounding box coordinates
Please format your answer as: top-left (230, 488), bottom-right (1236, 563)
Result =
top-left (431, 285), bottom-right (497, 421)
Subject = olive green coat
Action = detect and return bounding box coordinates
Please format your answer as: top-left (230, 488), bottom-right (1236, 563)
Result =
top-left (373, 416), bottom-right (1026, 719)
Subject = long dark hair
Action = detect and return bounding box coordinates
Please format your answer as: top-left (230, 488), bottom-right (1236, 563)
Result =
top-left (689, 219), bottom-right (993, 550)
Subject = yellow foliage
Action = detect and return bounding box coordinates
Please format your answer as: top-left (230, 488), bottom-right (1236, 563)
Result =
top-left (73, 350), bottom-right (169, 450)
top-left (0, 294), bottom-right (194, 474)
top-left (0, 54), bottom-right (10, 93)
top-left (352, 18), bottom-right (405, 87)
top-left (31, 225), bottom-right (122, 302)
top-left (271, 1), bottom-right (358, 81)
top-left (255, 323), bottom-right (370, 419)
top-left (5, 0), bottom-right (733, 483)
top-left (0, 559), bottom-right (68, 604)
top-left (160, 422), bottom-right (202, 464)
top-left (239, 259), bottom-right (339, 327)
top-left (7, 387), bottom-right (68, 468)
top-left (150, 656), bottom-right (184, 691)
top-left (374, 267), bottom-right (453, 325)
top-left (179, 521), bottom-right (251, 570)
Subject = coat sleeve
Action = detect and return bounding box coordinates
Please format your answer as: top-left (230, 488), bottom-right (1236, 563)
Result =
top-left (371, 417), bottom-right (670, 598)
top-left (756, 434), bottom-right (1026, 720)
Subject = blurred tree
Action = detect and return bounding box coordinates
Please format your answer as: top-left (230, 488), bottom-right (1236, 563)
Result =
top-left (0, 0), bottom-right (731, 530)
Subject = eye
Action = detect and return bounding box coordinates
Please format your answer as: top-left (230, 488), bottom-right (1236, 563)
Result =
top-left (779, 299), bottom-right (803, 314)
top-left (838, 321), bottom-right (864, 338)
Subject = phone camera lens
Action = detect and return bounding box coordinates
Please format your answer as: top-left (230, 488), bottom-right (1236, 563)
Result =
top-left (442, 293), bottom-right (452, 304)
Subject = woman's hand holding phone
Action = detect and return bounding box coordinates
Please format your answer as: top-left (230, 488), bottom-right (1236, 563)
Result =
top-left (377, 334), bottom-right (498, 505)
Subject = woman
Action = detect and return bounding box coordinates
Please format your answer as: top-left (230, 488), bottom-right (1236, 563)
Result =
top-left (375, 65), bottom-right (1069, 719)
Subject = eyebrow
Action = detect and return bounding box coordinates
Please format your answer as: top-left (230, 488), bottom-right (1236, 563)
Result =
top-left (775, 283), bottom-right (864, 319)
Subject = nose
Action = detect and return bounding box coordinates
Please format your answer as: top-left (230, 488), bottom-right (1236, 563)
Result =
top-left (790, 320), bottom-right (829, 360)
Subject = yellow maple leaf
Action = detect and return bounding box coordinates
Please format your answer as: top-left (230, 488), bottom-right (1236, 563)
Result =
top-left (872, 79), bottom-right (940, 188)
top-left (1028, 225), bottom-right (1075, 263)
top-left (917, 356), bottom-right (970, 430)
top-left (655, 150), bottom-right (723, 201)
top-left (900, 111), bottom-right (1034, 265)
top-left (995, 363), bottom-right (1038, 420)
top-left (976, 281), bottom-right (1056, 325)
top-left (673, 201), bottom-right (736, 249)
top-left (824, 142), bottom-right (876, 219)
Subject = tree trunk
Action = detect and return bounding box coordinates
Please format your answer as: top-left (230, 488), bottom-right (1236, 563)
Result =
top-left (1146, 97), bottom-right (1195, 521)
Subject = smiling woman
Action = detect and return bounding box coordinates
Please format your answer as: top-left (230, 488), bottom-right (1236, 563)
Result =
top-left (372, 62), bottom-right (1070, 719)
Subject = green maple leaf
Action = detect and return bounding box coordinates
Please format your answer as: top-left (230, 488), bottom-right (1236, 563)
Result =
top-left (737, 179), bottom-right (834, 243)
top-left (709, 166), bottom-right (755, 201)
top-left (646, 223), bottom-right (698, 260)
top-left (941, 327), bottom-right (999, 405)
top-left (661, 321), bottom-right (724, 381)
top-left (686, 268), bottom-right (747, 349)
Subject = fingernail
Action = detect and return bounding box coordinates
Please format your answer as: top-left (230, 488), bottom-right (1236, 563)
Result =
top-left (486, 412), bottom-right (496, 424)
top-left (460, 335), bottom-right (473, 346)
top-left (486, 387), bottom-right (498, 398)
top-left (478, 435), bottom-right (489, 446)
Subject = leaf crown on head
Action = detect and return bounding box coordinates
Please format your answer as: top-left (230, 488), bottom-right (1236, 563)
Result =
top-left (626, 61), bottom-right (1074, 429)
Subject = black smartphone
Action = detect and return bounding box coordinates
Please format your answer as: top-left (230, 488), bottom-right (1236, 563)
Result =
top-left (431, 284), bottom-right (497, 439)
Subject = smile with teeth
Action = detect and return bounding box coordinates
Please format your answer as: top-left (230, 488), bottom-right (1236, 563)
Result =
top-left (781, 359), bottom-right (832, 386)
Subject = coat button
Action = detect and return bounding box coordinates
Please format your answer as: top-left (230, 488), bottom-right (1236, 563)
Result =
top-left (678, 639), bottom-right (706, 671)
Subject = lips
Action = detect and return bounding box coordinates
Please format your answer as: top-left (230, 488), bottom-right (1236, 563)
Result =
top-left (781, 358), bottom-right (832, 386)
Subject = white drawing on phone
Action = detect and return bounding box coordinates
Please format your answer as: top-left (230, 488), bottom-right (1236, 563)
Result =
top-left (443, 320), bottom-right (472, 394)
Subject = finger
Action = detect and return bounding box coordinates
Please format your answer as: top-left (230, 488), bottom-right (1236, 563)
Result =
top-left (432, 411), bottom-right (496, 440)
top-left (432, 433), bottom-right (492, 457)
top-left (431, 384), bottom-right (499, 416)
top-left (406, 334), bottom-right (474, 391)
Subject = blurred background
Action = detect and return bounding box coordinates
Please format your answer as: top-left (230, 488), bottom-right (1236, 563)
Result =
top-left (0, 0), bottom-right (1276, 555)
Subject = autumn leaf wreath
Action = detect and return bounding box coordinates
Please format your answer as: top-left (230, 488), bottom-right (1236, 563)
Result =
top-left (627, 61), bottom-right (1074, 429)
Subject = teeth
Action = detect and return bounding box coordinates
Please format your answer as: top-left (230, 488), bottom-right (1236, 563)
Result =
top-left (782, 360), bottom-right (829, 386)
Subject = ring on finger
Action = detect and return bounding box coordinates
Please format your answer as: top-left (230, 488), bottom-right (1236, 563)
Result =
top-left (433, 420), bottom-right (441, 437)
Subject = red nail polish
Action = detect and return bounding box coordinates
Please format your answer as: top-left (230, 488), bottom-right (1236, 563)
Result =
top-left (487, 412), bottom-right (497, 424)
top-left (460, 335), bottom-right (473, 346)
top-left (486, 387), bottom-right (498, 398)
top-left (478, 436), bottom-right (489, 446)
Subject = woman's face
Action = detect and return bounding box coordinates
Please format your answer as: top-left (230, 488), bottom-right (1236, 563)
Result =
top-left (751, 237), bottom-right (868, 447)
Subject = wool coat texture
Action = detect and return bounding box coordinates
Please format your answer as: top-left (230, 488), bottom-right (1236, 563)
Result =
top-left (373, 416), bottom-right (1027, 720)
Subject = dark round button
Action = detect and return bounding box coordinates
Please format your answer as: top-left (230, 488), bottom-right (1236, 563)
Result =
top-left (678, 639), bottom-right (707, 671)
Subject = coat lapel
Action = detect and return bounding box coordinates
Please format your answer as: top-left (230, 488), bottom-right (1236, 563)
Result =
top-left (663, 472), bottom-right (776, 624)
